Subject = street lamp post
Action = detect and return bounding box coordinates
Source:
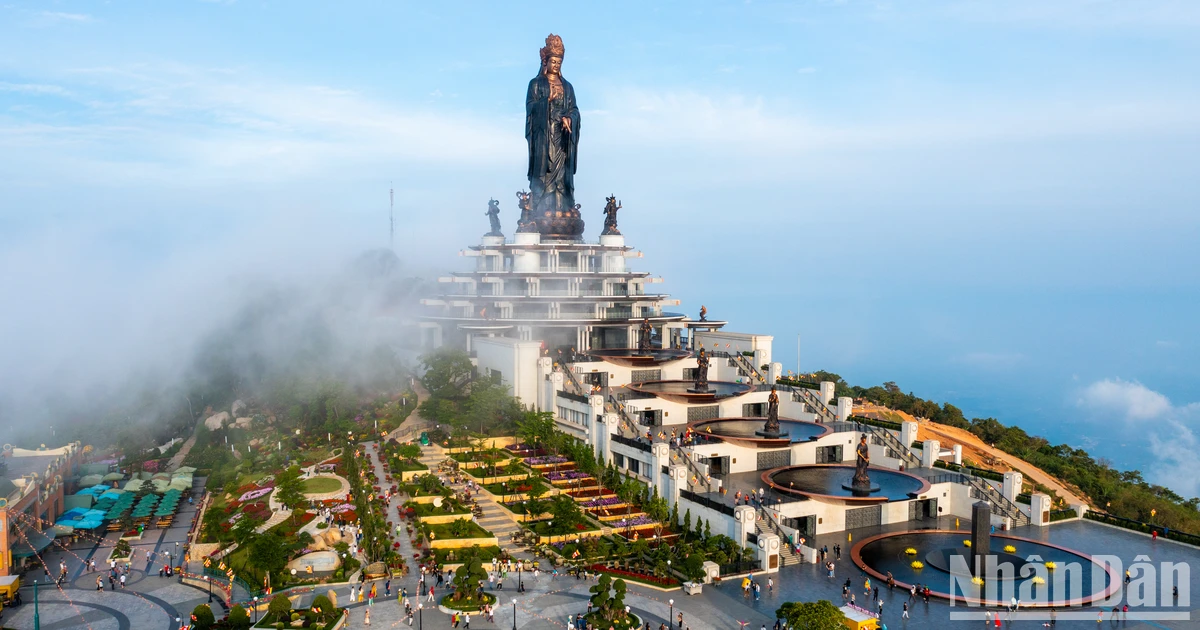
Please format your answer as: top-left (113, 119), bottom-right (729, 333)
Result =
top-left (518, 563), bottom-right (524, 592)
top-left (253, 596), bottom-right (259, 624)
top-left (669, 598), bottom-right (674, 629)
top-left (206, 575), bottom-right (213, 603)
top-left (418, 603), bottom-right (424, 630)
top-left (512, 599), bottom-right (518, 630)
top-left (33, 580), bottom-right (40, 630)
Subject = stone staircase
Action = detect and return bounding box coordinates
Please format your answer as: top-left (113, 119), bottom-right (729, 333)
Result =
top-left (755, 521), bottom-right (801, 567)
top-left (795, 386), bottom-right (839, 423)
top-left (965, 475), bottom-right (1032, 527)
top-left (256, 508), bottom-right (292, 533)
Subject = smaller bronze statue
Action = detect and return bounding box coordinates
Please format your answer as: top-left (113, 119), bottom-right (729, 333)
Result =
top-left (602, 195), bottom-right (622, 235)
top-left (852, 434), bottom-right (871, 489)
top-left (764, 386), bottom-right (781, 433)
top-left (485, 198), bottom-right (502, 236)
top-left (637, 318), bottom-right (652, 352)
top-left (690, 347), bottom-right (710, 392)
top-left (515, 190), bottom-right (538, 233)
top-left (699, 305), bottom-right (708, 322)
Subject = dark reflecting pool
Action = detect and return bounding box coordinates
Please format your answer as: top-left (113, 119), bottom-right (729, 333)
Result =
top-left (692, 418), bottom-right (830, 444)
top-left (765, 465), bottom-right (928, 501)
top-left (854, 531), bottom-right (1116, 607)
top-left (627, 380), bottom-right (751, 402)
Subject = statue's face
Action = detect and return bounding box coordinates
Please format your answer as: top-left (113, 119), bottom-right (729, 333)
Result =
top-left (546, 56), bottom-right (562, 77)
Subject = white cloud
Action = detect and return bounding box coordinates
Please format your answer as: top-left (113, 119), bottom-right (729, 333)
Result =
top-left (1078, 379), bottom-right (1200, 497)
top-left (38, 11), bottom-right (92, 22)
top-left (796, 67), bottom-right (818, 74)
top-left (0, 82), bottom-right (71, 96)
top-left (1077, 378), bottom-right (1171, 420)
top-left (956, 351), bottom-right (1024, 369)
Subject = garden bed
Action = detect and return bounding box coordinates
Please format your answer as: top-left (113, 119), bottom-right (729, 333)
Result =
top-left (439, 592), bottom-right (497, 612)
top-left (589, 564), bottom-right (681, 589)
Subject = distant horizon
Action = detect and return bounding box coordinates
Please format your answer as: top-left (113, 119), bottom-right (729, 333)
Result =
top-left (2, 1), bottom-right (1197, 497)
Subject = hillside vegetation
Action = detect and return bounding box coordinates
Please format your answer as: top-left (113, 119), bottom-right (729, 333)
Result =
top-left (809, 370), bottom-right (1200, 535)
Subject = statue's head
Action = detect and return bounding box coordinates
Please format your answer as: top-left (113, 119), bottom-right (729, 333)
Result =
top-left (540, 34), bottom-right (565, 76)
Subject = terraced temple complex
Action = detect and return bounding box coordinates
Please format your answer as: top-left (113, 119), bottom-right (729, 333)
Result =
top-left (418, 34), bottom-right (1106, 602)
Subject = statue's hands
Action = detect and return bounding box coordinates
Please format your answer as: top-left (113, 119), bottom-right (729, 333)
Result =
top-left (561, 117), bottom-right (572, 134)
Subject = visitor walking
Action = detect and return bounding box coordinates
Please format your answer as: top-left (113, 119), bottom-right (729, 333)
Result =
top-left (902, 602), bottom-right (909, 619)
top-left (364, 609), bottom-right (371, 626)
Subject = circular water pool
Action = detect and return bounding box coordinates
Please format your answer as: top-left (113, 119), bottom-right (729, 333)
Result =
top-left (764, 465), bottom-right (929, 502)
top-left (626, 380), bottom-right (752, 403)
top-left (852, 531), bottom-right (1117, 607)
top-left (691, 418), bottom-right (831, 445)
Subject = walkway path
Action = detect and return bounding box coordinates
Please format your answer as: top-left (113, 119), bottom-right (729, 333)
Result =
top-left (165, 435), bottom-right (196, 472)
top-left (387, 382), bottom-right (432, 442)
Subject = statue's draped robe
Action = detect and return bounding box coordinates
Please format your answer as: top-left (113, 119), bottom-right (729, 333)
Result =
top-left (526, 74), bottom-right (581, 211)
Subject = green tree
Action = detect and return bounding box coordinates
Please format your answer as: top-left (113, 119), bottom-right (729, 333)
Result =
top-left (249, 532), bottom-right (289, 575)
top-left (267, 594), bottom-right (292, 621)
top-left (547, 495), bottom-right (584, 533)
top-left (452, 556), bottom-right (488, 602)
top-left (275, 465), bottom-right (306, 522)
top-left (190, 604), bottom-right (216, 630)
top-left (420, 349), bottom-right (474, 399)
top-left (776, 600), bottom-right (846, 630)
top-left (227, 604), bottom-right (252, 629)
top-left (311, 594), bottom-right (337, 623)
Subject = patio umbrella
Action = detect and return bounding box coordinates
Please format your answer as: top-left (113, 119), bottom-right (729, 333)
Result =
top-left (173, 466), bottom-right (197, 474)
top-left (52, 524), bottom-right (75, 537)
top-left (79, 474), bottom-right (104, 487)
top-left (102, 472), bottom-right (125, 482)
top-left (73, 520), bottom-right (103, 530)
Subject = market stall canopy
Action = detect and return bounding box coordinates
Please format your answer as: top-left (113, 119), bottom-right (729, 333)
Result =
top-left (11, 528), bottom-right (53, 558)
top-left (78, 474), bottom-right (104, 487)
top-left (102, 472), bottom-right (126, 482)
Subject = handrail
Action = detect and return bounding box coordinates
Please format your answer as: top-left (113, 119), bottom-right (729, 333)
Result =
top-left (606, 394), bottom-right (641, 439)
top-left (562, 366), bottom-right (588, 396)
top-left (672, 444), bottom-right (717, 493)
top-left (965, 474), bottom-right (1031, 526)
top-left (798, 387), bottom-right (838, 423)
top-left (861, 424), bottom-right (921, 469)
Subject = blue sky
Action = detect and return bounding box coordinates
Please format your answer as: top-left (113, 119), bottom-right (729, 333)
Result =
top-left (1, 1), bottom-right (1199, 493)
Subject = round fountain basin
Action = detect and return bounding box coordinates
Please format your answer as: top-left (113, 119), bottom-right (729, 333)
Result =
top-left (690, 418), bottom-right (831, 446)
top-left (584, 348), bottom-right (693, 367)
top-left (626, 380), bottom-right (751, 403)
top-left (763, 465), bottom-right (930, 503)
top-left (852, 531), bottom-right (1118, 607)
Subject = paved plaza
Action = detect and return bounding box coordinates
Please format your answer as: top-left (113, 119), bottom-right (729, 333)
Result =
top-left (7, 455), bottom-right (1199, 630)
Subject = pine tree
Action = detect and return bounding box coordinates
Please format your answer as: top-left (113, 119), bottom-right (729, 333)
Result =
top-left (683, 509), bottom-right (692, 536)
top-left (704, 519), bottom-right (712, 539)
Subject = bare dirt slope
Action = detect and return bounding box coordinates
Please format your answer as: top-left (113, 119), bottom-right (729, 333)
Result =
top-left (855, 402), bottom-right (1089, 507)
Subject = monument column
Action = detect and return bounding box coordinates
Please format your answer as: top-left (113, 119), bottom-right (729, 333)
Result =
top-left (1002, 471), bottom-right (1023, 502)
top-left (921, 440), bottom-right (940, 468)
top-left (650, 442), bottom-right (669, 497)
top-left (756, 533), bottom-right (781, 574)
top-left (537, 357), bottom-right (554, 412)
top-left (837, 396), bottom-right (853, 422)
top-left (819, 381), bottom-right (835, 405)
top-left (667, 464), bottom-right (687, 508)
top-left (734, 505), bottom-right (756, 548)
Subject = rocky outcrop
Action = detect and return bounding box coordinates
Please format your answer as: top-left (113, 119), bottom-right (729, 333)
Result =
top-left (204, 412), bottom-right (230, 431)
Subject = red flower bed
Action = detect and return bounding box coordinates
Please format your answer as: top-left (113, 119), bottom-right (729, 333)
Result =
top-left (588, 564), bottom-right (677, 587)
top-left (236, 483), bottom-right (258, 494)
top-left (297, 512), bottom-right (315, 525)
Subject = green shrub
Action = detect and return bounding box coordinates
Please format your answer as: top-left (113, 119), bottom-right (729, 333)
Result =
top-left (267, 594), bottom-right (292, 620)
top-left (227, 605), bottom-right (251, 629)
top-left (190, 604), bottom-right (216, 630)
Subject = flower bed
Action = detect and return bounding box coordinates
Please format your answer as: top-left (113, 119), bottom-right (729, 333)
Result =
top-left (525, 456), bottom-right (568, 465)
top-left (545, 471), bottom-right (592, 481)
top-left (582, 497), bottom-right (623, 508)
top-left (589, 564), bottom-right (679, 588)
top-left (238, 486), bottom-right (274, 503)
